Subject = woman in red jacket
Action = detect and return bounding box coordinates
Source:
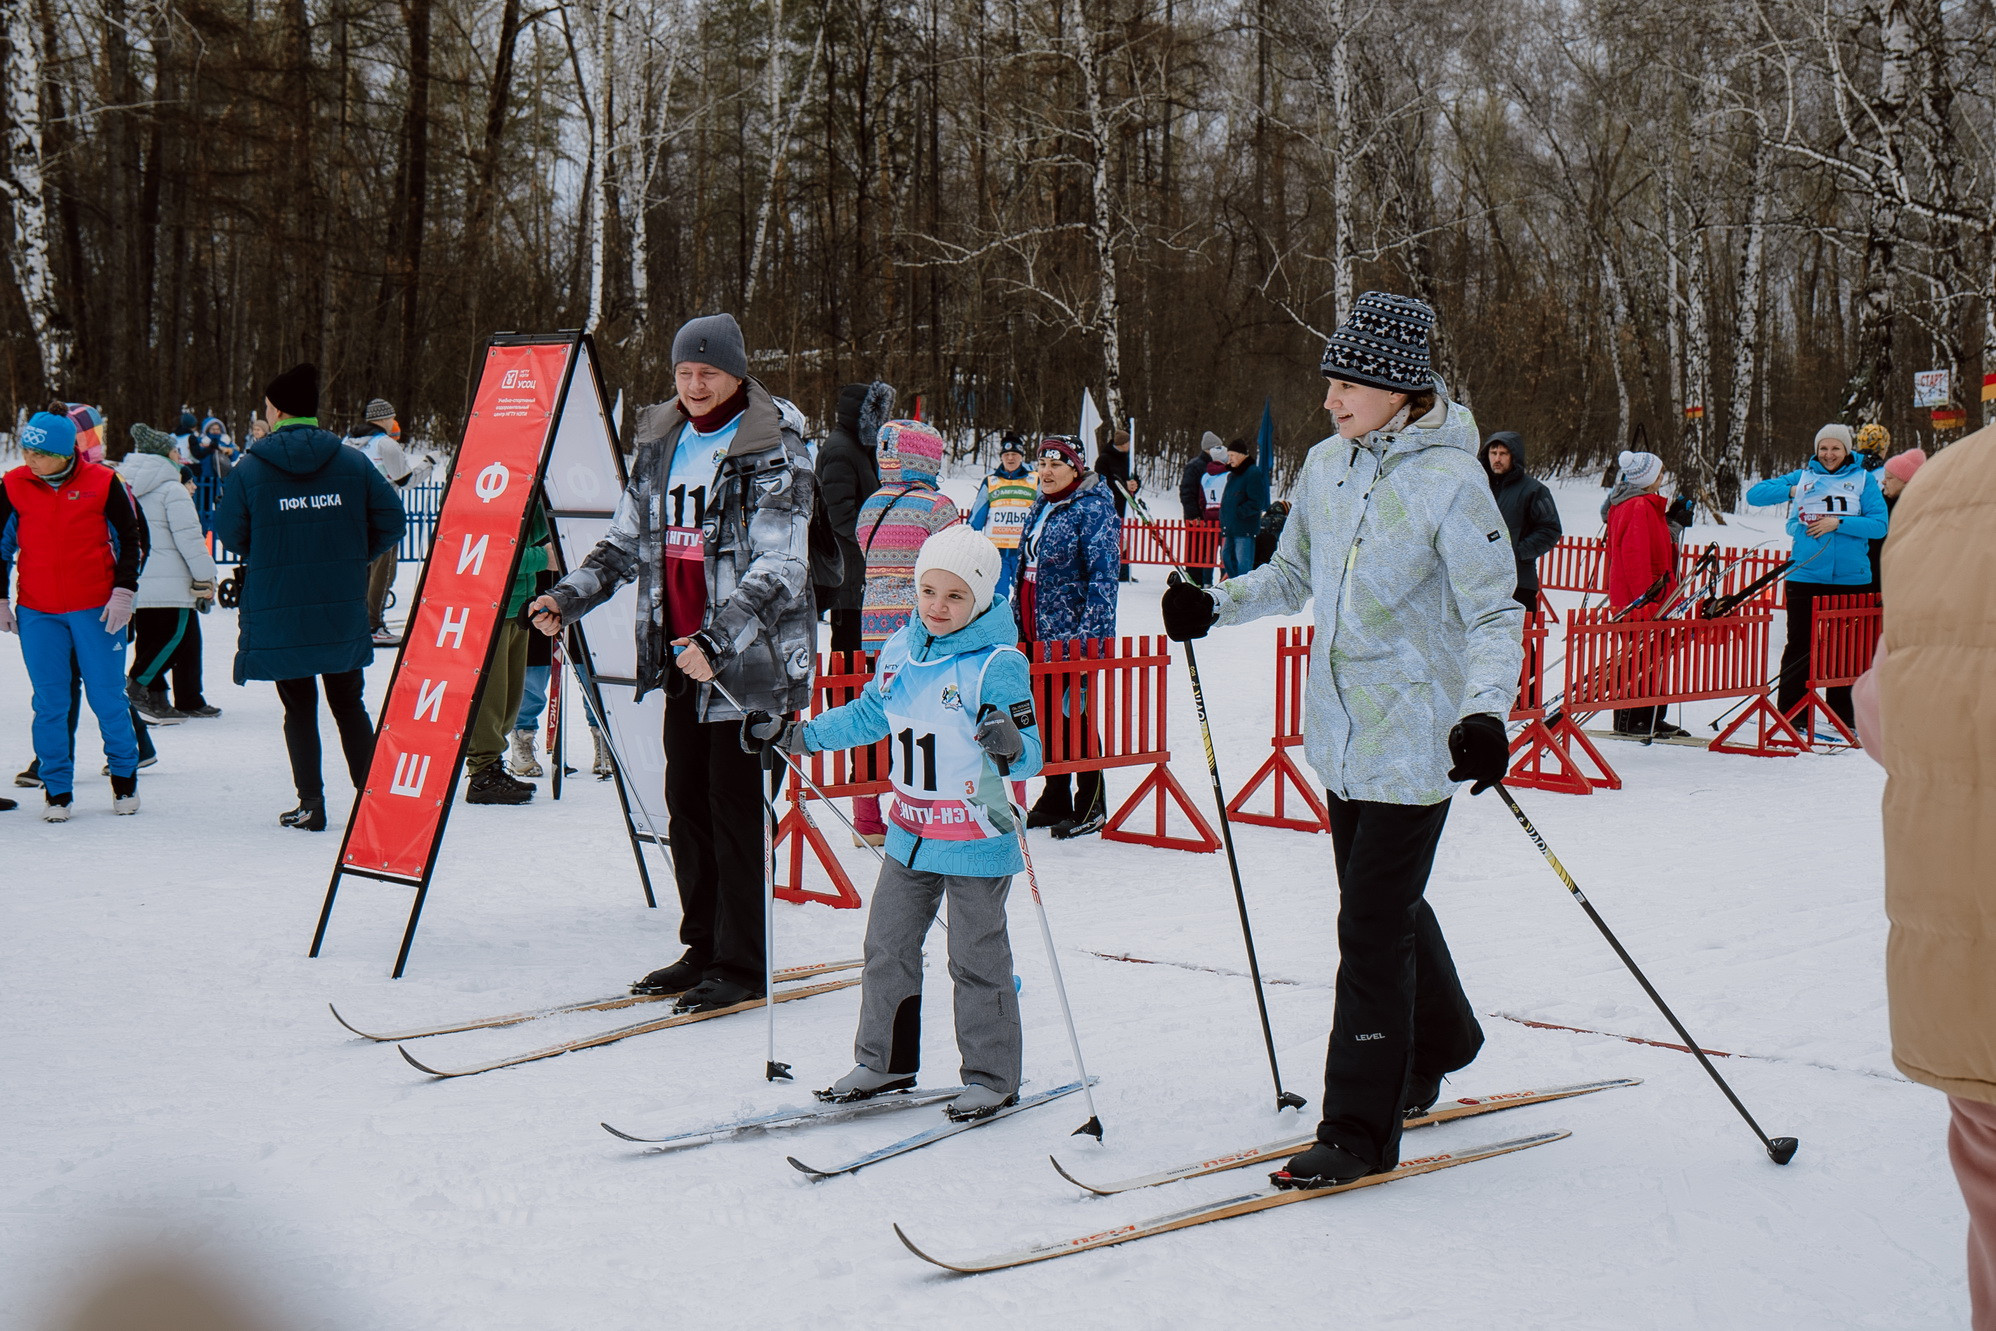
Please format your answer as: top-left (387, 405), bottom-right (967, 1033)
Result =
top-left (1602, 449), bottom-right (1686, 738)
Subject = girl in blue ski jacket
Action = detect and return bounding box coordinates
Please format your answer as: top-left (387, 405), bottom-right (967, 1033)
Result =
top-left (744, 527), bottom-right (1041, 1120)
top-left (1745, 423), bottom-right (1888, 725)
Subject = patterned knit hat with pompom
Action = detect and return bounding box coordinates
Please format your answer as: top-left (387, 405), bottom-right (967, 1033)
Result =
top-left (1320, 291), bottom-right (1437, 393)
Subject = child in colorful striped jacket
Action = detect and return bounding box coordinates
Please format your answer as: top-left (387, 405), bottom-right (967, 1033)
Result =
top-left (849, 420), bottom-right (959, 841)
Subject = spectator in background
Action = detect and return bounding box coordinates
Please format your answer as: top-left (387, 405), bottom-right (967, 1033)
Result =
top-left (1854, 422), bottom-right (1890, 471)
top-left (1868, 448), bottom-right (1926, 591)
top-left (346, 399), bottom-right (413, 645)
top-left (1017, 435), bottom-right (1120, 839)
top-left (0, 410), bottom-right (146, 821)
top-left (120, 424), bottom-right (220, 720)
top-left (1851, 422), bottom-right (1996, 1331)
top-left (1219, 438), bottom-right (1270, 580)
top-left (213, 363), bottom-right (406, 832)
top-left (1255, 500), bottom-right (1290, 570)
top-left (188, 417), bottom-right (235, 515)
top-left (1176, 433), bottom-right (1224, 586)
top-left (1095, 427), bottom-right (1139, 582)
top-left (1479, 430), bottom-right (1564, 612)
top-left (849, 420), bottom-right (959, 845)
top-left (461, 504), bottom-right (550, 805)
top-left (1603, 449), bottom-right (1687, 738)
top-left (65, 403), bottom-right (106, 466)
top-left (968, 433), bottom-right (1037, 602)
top-left (1746, 423), bottom-right (1887, 735)
top-left (816, 381), bottom-right (893, 655)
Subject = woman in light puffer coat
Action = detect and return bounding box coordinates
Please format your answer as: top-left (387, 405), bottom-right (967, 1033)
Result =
top-left (119, 424), bottom-right (219, 716)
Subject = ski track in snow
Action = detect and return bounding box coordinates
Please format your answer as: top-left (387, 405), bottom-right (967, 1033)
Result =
top-left (0, 475), bottom-right (1965, 1328)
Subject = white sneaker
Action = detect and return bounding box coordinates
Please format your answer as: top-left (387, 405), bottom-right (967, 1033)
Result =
top-left (114, 792), bottom-right (141, 815)
top-left (41, 798), bottom-right (72, 823)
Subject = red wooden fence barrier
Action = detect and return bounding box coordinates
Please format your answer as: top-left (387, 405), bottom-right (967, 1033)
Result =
top-left (1121, 518), bottom-right (1223, 569)
top-left (773, 637), bottom-right (1221, 908)
top-left (1224, 626), bottom-right (1330, 832)
top-left (1782, 593), bottom-right (1882, 750)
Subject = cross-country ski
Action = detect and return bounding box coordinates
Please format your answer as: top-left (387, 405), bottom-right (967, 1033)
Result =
top-left (600, 1086), bottom-right (969, 1148)
top-left (396, 978), bottom-right (861, 1078)
top-left (329, 958), bottom-right (862, 1042)
top-left (1049, 1078), bottom-right (1637, 1195)
top-left (896, 1131), bottom-right (1571, 1273)
top-left (787, 1080), bottom-right (1099, 1180)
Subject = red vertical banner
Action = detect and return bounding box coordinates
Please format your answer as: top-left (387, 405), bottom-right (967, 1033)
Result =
top-left (342, 340), bottom-right (575, 879)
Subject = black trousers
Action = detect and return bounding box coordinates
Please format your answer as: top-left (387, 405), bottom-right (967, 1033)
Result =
top-left (1777, 581), bottom-right (1854, 725)
top-left (274, 669), bottom-right (375, 802)
top-left (129, 607), bottom-right (205, 709)
top-left (1319, 791), bottom-right (1484, 1169)
top-left (829, 608), bottom-right (863, 659)
top-left (661, 686), bottom-right (768, 989)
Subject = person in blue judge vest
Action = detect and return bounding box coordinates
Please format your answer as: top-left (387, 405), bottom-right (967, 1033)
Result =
top-left (743, 526), bottom-right (1042, 1122)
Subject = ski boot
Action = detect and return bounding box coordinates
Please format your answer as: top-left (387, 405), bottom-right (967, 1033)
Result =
top-left (1404, 1071), bottom-right (1442, 1120)
top-left (280, 800), bottom-right (327, 831)
top-left (111, 775), bottom-right (140, 815)
top-left (944, 1084), bottom-right (1017, 1122)
top-left (816, 1065), bottom-right (918, 1104)
top-left (630, 952), bottom-right (704, 997)
top-left (672, 977), bottom-right (763, 1014)
top-left (1052, 773), bottom-right (1107, 840)
top-left (42, 792), bottom-right (73, 823)
top-left (1270, 1141), bottom-right (1378, 1190)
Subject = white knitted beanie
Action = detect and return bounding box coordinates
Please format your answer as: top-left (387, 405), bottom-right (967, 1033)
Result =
top-left (1814, 423), bottom-right (1855, 451)
top-left (1617, 449), bottom-right (1663, 489)
top-left (914, 524), bottom-right (1003, 616)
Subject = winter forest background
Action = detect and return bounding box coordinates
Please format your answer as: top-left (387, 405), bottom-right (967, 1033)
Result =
top-left (3, 0), bottom-right (1993, 508)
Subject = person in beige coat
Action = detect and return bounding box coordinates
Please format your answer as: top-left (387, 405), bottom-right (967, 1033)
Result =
top-left (1853, 422), bottom-right (1996, 1329)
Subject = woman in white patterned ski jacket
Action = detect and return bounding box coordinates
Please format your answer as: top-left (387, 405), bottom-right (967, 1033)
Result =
top-left (1209, 395), bottom-right (1522, 804)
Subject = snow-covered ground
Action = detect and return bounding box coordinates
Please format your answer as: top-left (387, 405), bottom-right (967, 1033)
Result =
top-left (1, 475), bottom-right (1963, 1329)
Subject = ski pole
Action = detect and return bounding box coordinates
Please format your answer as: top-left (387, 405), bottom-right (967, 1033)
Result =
top-left (985, 707), bottom-right (1103, 1140)
top-left (1494, 785), bottom-right (1797, 1165)
top-left (1125, 494), bottom-right (1304, 1113)
top-left (702, 672), bottom-right (887, 866)
top-left (749, 745), bottom-right (791, 1081)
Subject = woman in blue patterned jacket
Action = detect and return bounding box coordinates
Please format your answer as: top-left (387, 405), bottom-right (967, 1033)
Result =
top-left (1016, 435), bottom-right (1120, 836)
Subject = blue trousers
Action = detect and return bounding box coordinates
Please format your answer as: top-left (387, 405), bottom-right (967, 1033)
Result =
top-left (993, 547), bottom-right (1021, 602)
top-left (19, 606), bottom-right (140, 795)
top-left (1222, 535), bottom-right (1257, 579)
top-left (516, 664), bottom-right (550, 731)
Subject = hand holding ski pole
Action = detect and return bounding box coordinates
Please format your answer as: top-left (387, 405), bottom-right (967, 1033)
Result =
top-left (1495, 785), bottom-right (1798, 1165)
top-left (984, 705), bottom-right (1105, 1141)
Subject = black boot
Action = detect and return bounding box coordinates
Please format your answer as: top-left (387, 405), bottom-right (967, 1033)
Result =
top-left (280, 800), bottom-right (327, 831)
top-left (672, 977), bottom-right (764, 1014)
top-left (1404, 1071), bottom-right (1442, 1120)
top-left (1052, 772), bottom-right (1107, 840)
top-left (465, 766), bottom-right (533, 805)
top-left (1270, 1140), bottom-right (1378, 1190)
top-left (1025, 777), bottom-right (1074, 829)
top-left (630, 952), bottom-right (706, 996)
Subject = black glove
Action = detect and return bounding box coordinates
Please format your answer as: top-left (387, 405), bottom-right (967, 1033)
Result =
top-left (1446, 713), bottom-right (1509, 795)
top-left (974, 703), bottom-right (1027, 765)
top-left (740, 710), bottom-right (806, 758)
top-left (1161, 572), bottom-right (1218, 642)
top-left (1666, 494), bottom-right (1695, 529)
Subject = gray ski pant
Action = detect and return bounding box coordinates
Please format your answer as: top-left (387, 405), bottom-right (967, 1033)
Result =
top-left (855, 858), bottom-right (1022, 1095)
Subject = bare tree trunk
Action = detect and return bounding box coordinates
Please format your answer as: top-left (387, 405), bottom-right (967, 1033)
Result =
top-left (1718, 130), bottom-right (1769, 517)
top-left (1071, 0), bottom-right (1124, 424)
top-left (1842, 0), bottom-right (1912, 428)
top-left (1681, 215), bottom-right (1714, 505)
top-left (744, 1), bottom-right (826, 312)
top-left (397, 0), bottom-right (433, 411)
top-left (2, 0), bottom-right (73, 392)
top-left (1325, 0), bottom-right (1356, 320)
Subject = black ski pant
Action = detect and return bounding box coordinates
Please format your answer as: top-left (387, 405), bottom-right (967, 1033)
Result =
top-left (275, 669), bottom-right (375, 803)
top-left (130, 607), bottom-right (206, 710)
top-left (661, 686), bottom-right (768, 990)
top-left (1776, 581), bottom-right (1855, 726)
top-left (1318, 791), bottom-right (1484, 1170)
